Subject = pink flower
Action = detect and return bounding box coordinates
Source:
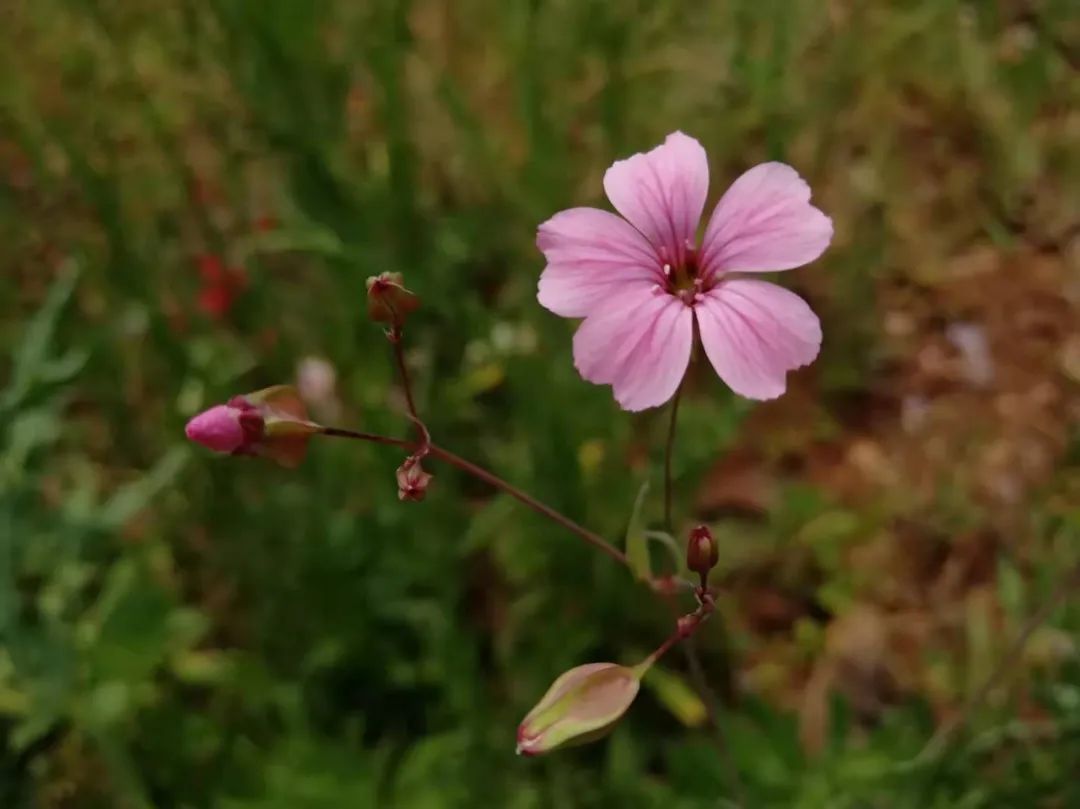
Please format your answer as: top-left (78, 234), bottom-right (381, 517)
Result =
top-left (537, 132), bottom-right (832, 410)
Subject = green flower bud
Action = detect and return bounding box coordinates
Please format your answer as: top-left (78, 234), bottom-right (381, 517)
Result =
top-left (516, 663), bottom-right (641, 756)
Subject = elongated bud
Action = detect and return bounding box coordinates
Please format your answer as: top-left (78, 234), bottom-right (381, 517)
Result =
top-left (366, 272), bottom-right (419, 326)
top-left (686, 524), bottom-right (718, 576)
top-left (396, 456), bottom-right (433, 501)
top-left (516, 663), bottom-right (641, 756)
top-left (185, 385), bottom-right (321, 468)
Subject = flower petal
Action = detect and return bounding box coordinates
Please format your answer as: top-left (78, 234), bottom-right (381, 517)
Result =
top-left (695, 279), bottom-right (821, 400)
top-left (602, 132), bottom-right (709, 267)
top-left (537, 207), bottom-right (661, 318)
top-left (573, 287), bottom-right (693, 411)
top-left (699, 162), bottom-right (832, 277)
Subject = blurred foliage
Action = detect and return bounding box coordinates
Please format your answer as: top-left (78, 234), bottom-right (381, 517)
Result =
top-left (1, 0), bottom-right (1079, 806)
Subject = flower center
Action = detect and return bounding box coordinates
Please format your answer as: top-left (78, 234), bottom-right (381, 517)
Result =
top-left (663, 249), bottom-right (708, 305)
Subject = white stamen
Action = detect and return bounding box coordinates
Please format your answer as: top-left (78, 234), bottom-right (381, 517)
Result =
top-left (663, 263), bottom-right (672, 276)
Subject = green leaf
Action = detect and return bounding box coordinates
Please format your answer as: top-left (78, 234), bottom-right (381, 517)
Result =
top-left (1, 262), bottom-right (84, 415)
top-left (97, 447), bottom-right (189, 531)
top-left (625, 480), bottom-right (652, 582)
top-left (641, 665), bottom-right (707, 728)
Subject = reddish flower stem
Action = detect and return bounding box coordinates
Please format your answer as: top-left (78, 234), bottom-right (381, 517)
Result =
top-left (388, 327), bottom-right (422, 429)
top-left (427, 444), bottom-right (631, 568)
top-left (320, 427), bottom-right (411, 449)
top-left (318, 427), bottom-right (630, 569)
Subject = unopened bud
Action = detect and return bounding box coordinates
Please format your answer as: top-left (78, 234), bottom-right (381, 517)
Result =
top-left (185, 385), bottom-right (321, 468)
top-left (396, 456), bottom-right (433, 501)
top-left (366, 272), bottom-right (419, 326)
top-left (686, 524), bottom-right (718, 576)
top-left (516, 663), bottom-right (641, 756)
top-left (185, 402), bottom-right (258, 454)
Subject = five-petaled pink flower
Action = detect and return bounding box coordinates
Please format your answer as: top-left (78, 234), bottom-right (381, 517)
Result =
top-left (537, 132), bottom-right (832, 410)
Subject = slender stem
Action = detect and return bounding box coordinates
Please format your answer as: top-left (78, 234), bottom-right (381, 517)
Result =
top-left (427, 443), bottom-right (630, 569)
top-left (663, 382), bottom-right (684, 534)
top-left (638, 599), bottom-right (715, 674)
top-left (320, 427), bottom-right (411, 449)
top-left (637, 630), bottom-right (684, 677)
top-left (318, 427), bottom-right (630, 569)
top-left (389, 328), bottom-right (421, 426)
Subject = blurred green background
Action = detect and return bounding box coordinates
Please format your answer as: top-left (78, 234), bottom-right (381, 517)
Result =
top-left (2, 1), bottom-right (1080, 806)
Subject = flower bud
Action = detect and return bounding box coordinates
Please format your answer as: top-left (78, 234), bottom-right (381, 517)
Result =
top-left (516, 663), bottom-right (641, 756)
top-left (396, 456), bottom-right (433, 501)
top-left (185, 385), bottom-right (320, 468)
top-left (366, 272), bottom-right (420, 326)
top-left (686, 524), bottom-right (718, 576)
top-left (185, 403), bottom-right (255, 454)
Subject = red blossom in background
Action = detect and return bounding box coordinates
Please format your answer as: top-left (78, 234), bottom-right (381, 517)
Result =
top-left (253, 214), bottom-right (279, 233)
top-left (196, 254), bottom-right (248, 319)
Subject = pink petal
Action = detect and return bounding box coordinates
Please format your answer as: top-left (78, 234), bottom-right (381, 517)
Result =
top-left (537, 207), bottom-right (661, 318)
top-left (699, 162), bottom-right (832, 277)
top-left (185, 404), bottom-right (245, 453)
top-left (695, 279), bottom-right (821, 400)
top-left (573, 287), bottom-right (693, 411)
top-left (602, 132), bottom-right (709, 267)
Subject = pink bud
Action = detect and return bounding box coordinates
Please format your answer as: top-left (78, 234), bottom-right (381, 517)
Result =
top-left (516, 663), bottom-right (641, 756)
top-left (396, 457), bottom-right (433, 501)
top-left (185, 404), bottom-right (250, 453)
top-left (184, 386), bottom-right (321, 468)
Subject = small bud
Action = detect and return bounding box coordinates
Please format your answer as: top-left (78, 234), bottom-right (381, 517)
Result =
top-left (396, 457), bottom-right (433, 501)
top-left (185, 385), bottom-right (320, 468)
top-left (366, 272), bottom-right (420, 326)
top-left (686, 524), bottom-right (718, 576)
top-left (516, 663), bottom-right (641, 756)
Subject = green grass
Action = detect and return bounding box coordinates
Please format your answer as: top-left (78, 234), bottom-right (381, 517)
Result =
top-left (2, 1), bottom-right (1079, 806)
